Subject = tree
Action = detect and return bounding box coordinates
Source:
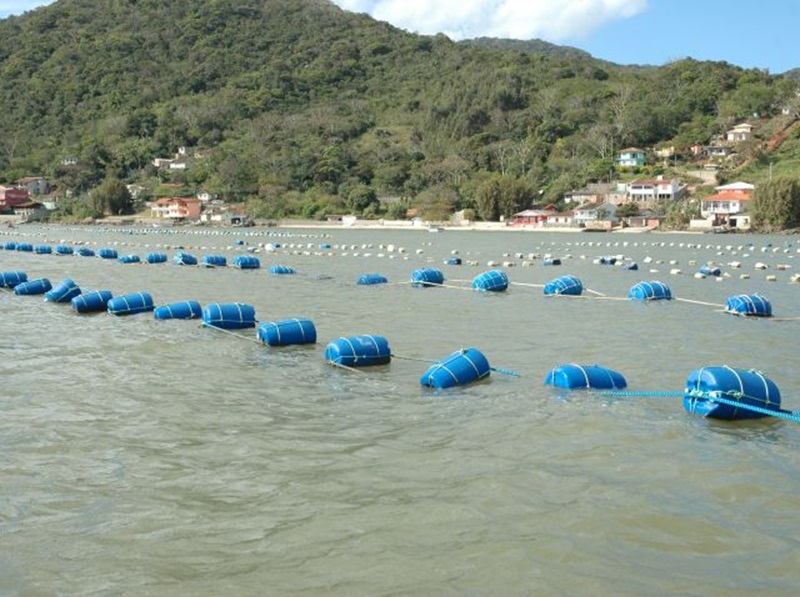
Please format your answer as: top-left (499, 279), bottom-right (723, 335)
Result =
top-left (91, 179), bottom-right (134, 215)
top-left (751, 177), bottom-right (800, 231)
top-left (615, 202), bottom-right (640, 218)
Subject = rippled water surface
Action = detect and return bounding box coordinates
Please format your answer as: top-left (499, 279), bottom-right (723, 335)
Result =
top-left (2, 225), bottom-right (799, 596)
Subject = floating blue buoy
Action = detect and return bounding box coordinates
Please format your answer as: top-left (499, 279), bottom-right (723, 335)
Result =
top-left (235, 239), bottom-right (245, 246)
top-left (72, 290), bottom-right (113, 313)
top-left (599, 256), bottom-right (617, 265)
top-left (201, 254), bottom-right (227, 268)
top-left (411, 267), bottom-right (444, 287)
top-left (320, 243), bottom-right (332, 249)
top-left (77, 247), bottom-right (95, 257)
top-left (173, 251), bottom-right (197, 266)
top-left (684, 366), bottom-right (781, 420)
top-left (627, 280), bottom-right (672, 301)
top-left (55, 245), bottom-right (74, 255)
top-left (544, 364), bottom-right (627, 390)
top-left (146, 252), bottom-right (168, 264)
top-left (543, 275), bottom-right (583, 296)
top-left (202, 303), bottom-right (256, 329)
top-left (543, 257), bottom-right (561, 266)
top-left (34, 245), bottom-right (52, 254)
top-left (14, 278), bottom-right (52, 296)
top-left (325, 335), bottom-right (391, 367)
top-left (154, 300), bottom-right (202, 320)
top-left (471, 270), bottom-right (508, 292)
top-left (0, 270), bottom-right (27, 288)
top-left (699, 265), bottom-right (721, 277)
top-left (444, 256), bottom-right (462, 266)
top-left (119, 254), bottom-right (140, 264)
top-left (3, 241), bottom-right (16, 250)
top-left (357, 273), bottom-right (388, 285)
top-left (233, 255), bottom-right (260, 269)
top-left (420, 347), bottom-right (491, 389)
top-left (98, 248), bottom-right (118, 259)
top-left (258, 318), bottom-right (317, 346)
top-left (16, 242), bottom-right (33, 252)
top-left (44, 279), bottom-right (81, 303)
top-left (107, 292), bottom-right (155, 315)
top-left (623, 262), bottom-right (638, 271)
top-left (724, 294), bottom-right (772, 317)
top-left (269, 264), bottom-right (296, 275)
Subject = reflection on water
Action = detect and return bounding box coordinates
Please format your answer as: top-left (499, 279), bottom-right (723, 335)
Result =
top-left (1, 226), bottom-right (799, 595)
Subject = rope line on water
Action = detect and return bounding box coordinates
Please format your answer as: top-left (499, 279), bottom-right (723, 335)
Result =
top-left (202, 323), bottom-right (263, 345)
top-left (674, 297), bottom-right (726, 308)
top-left (327, 360), bottom-right (365, 373)
top-left (597, 390), bottom-right (683, 398)
top-left (392, 352), bottom-right (522, 377)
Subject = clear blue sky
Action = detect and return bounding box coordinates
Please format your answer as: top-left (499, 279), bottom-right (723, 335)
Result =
top-left (3, 1), bottom-right (797, 74)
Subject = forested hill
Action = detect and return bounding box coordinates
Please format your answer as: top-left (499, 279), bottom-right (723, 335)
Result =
top-left (0, 0), bottom-right (797, 222)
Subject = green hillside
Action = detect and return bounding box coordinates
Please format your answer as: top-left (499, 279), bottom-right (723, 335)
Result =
top-left (0, 0), bottom-right (797, 222)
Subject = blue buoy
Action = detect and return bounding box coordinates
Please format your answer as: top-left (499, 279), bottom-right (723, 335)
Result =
top-left (146, 252), bottom-right (167, 264)
top-left (154, 300), bottom-right (203, 320)
top-left (44, 279), bottom-right (81, 303)
top-left (3, 241), bottom-right (16, 250)
top-left (98, 248), bottom-right (118, 259)
top-left (202, 303), bottom-right (256, 329)
top-left (34, 245), bottom-right (52, 254)
top-left (119, 254), bottom-right (140, 264)
top-left (684, 366), bottom-right (781, 420)
top-left (320, 243), bottom-right (332, 249)
top-left (724, 294), bottom-right (772, 317)
top-left (471, 270), bottom-right (508, 292)
top-left (55, 245), bottom-right (74, 255)
top-left (258, 318), bottom-right (317, 346)
top-left (77, 247), bottom-right (95, 257)
top-left (107, 292), bottom-right (155, 315)
top-left (444, 256), bottom-right (462, 266)
top-left (72, 290), bottom-right (113, 313)
top-left (0, 270), bottom-right (27, 288)
top-left (14, 278), bottom-right (53, 296)
top-left (325, 335), bottom-right (391, 367)
top-left (411, 268), bottom-right (445, 287)
top-left (233, 255), bottom-right (260, 269)
top-left (599, 256), bottom-right (617, 265)
top-left (420, 348), bottom-right (491, 389)
top-left (544, 364), bottom-right (627, 390)
top-left (623, 262), bottom-right (638, 271)
top-left (543, 257), bottom-right (561, 266)
top-left (201, 254), bottom-right (227, 268)
top-left (357, 273), bottom-right (388, 285)
top-left (699, 265), bottom-right (721, 276)
top-left (174, 251), bottom-right (197, 266)
top-left (16, 242), bottom-right (33, 252)
top-left (543, 275), bottom-right (583, 296)
top-left (627, 281), bottom-right (672, 301)
top-left (269, 264), bottom-right (296, 275)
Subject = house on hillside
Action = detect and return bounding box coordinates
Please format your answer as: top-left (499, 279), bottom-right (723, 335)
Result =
top-left (574, 202), bottom-right (618, 228)
top-left (616, 148), bottom-right (646, 168)
top-left (151, 197), bottom-right (202, 221)
top-left (512, 206), bottom-right (556, 227)
top-left (726, 123), bottom-right (754, 143)
top-left (627, 177), bottom-right (684, 208)
top-left (17, 176), bottom-right (49, 195)
top-left (699, 181), bottom-right (754, 229)
top-left (12, 200), bottom-right (47, 221)
top-left (545, 210), bottom-right (576, 228)
top-left (0, 185), bottom-right (30, 211)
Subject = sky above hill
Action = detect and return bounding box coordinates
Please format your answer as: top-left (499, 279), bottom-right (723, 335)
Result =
top-left (2, 0), bottom-right (796, 74)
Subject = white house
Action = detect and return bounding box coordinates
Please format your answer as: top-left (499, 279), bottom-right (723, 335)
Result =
top-left (700, 181), bottom-right (754, 228)
top-left (726, 123), bottom-right (754, 143)
top-left (574, 202), bottom-right (618, 227)
top-left (616, 148), bottom-right (646, 167)
top-left (627, 177), bottom-right (683, 207)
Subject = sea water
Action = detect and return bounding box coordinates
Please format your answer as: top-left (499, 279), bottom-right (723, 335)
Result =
top-left (1, 225), bottom-right (799, 595)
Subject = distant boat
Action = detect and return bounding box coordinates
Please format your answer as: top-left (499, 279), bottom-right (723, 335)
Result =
top-left (428, 226), bottom-right (444, 233)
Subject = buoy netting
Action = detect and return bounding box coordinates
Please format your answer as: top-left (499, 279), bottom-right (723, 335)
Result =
top-left (107, 292), bottom-right (155, 315)
top-left (35, 245), bottom-right (52, 254)
top-left (0, 271), bottom-right (28, 288)
top-left (98, 248), bottom-right (118, 259)
top-left (325, 335), bottom-right (391, 367)
top-left (269, 264), bottom-right (296, 275)
top-left (724, 294), bottom-right (772, 317)
top-left (420, 347), bottom-right (491, 389)
top-left (357, 273), bottom-right (388, 285)
top-left (77, 247), bottom-right (95, 257)
top-left (119, 254), bottom-right (140, 264)
top-left (684, 365), bottom-right (781, 420)
top-left (14, 278), bottom-right (52, 296)
top-left (544, 364), bottom-right (627, 390)
top-left (233, 255), bottom-right (260, 269)
top-left (411, 268), bottom-right (444, 287)
top-left (699, 265), bottom-right (721, 276)
top-left (16, 242), bottom-right (33, 252)
top-left (154, 300), bottom-right (203, 320)
top-left (55, 245), bottom-right (74, 255)
top-left (3, 241), bottom-right (17, 250)
top-left (258, 318), bottom-right (317, 346)
top-left (174, 251), bottom-right (197, 266)
top-left (627, 280), bottom-right (672, 301)
top-left (444, 257), bottom-right (462, 266)
top-left (543, 275), bottom-right (583, 296)
top-left (44, 279), bottom-right (81, 303)
top-left (202, 303), bottom-right (256, 329)
top-left (471, 270), bottom-right (508, 292)
top-left (72, 290), bottom-right (113, 313)
top-left (201, 255), bottom-right (228, 268)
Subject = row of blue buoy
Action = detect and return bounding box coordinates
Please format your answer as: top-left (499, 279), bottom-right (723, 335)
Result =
top-left (1, 267), bottom-right (788, 416)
